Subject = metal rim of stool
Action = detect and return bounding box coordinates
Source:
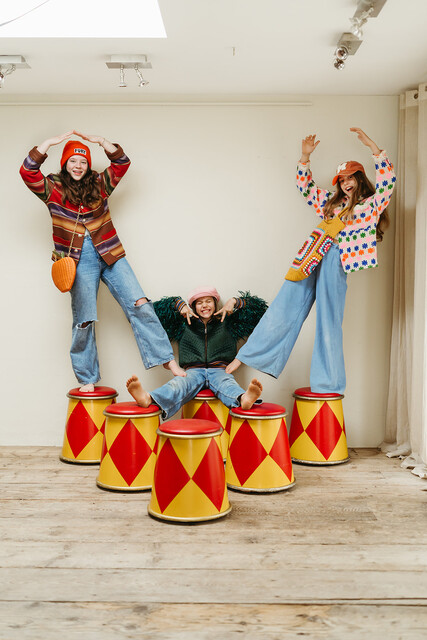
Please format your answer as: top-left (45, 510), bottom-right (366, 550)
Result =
top-left (291, 456), bottom-right (349, 466)
top-left (147, 504), bottom-right (232, 523)
top-left (227, 480), bottom-right (295, 493)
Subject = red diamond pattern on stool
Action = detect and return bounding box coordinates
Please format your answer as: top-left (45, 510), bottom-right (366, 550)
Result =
top-left (66, 401), bottom-right (99, 458)
top-left (288, 406), bottom-right (304, 447)
top-left (269, 419), bottom-right (293, 481)
top-left (108, 420), bottom-right (153, 486)
top-left (304, 402), bottom-right (343, 460)
top-left (229, 420), bottom-right (268, 486)
top-left (193, 403), bottom-right (221, 427)
top-left (100, 433), bottom-right (108, 463)
top-left (225, 414), bottom-right (232, 435)
top-left (155, 439), bottom-right (190, 512)
top-left (192, 439), bottom-right (224, 510)
top-left (100, 420), bottom-right (106, 436)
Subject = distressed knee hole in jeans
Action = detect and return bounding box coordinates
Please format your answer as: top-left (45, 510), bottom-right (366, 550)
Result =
top-left (77, 320), bottom-right (95, 329)
top-left (134, 297), bottom-right (148, 307)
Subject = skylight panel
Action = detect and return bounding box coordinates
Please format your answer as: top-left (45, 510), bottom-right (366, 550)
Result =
top-left (0, 0), bottom-right (167, 38)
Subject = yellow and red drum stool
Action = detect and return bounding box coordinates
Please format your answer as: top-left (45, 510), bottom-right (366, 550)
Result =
top-left (226, 403), bottom-right (295, 492)
top-left (182, 388), bottom-right (230, 459)
top-left (60, 386), bottom-right (118, 464)
top-left (97, 402), bottom-right (161, 491)
top-left (148, 419), bottom-right (231, 523)
top-left (289, 387), bottom-right (349, 465)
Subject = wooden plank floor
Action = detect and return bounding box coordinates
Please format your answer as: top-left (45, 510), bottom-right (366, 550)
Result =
top-left (1, 447), bottom-right (427, 639)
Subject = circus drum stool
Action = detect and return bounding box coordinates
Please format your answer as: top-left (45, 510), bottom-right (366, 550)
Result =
top-left (289, 387), bottom-right (349, 465)
top-left (226, 403), bottom-right (295, 492)
top-left (148, 419), bottom-right (231, 523)
top-left (182, 388), bottom-right (230, 460)
top-left (60, 386), bottom-right (118, 464)
top-left (97, 402), bottom-right (161, 491)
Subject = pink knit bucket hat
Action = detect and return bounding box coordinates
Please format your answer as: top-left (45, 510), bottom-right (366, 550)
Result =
top-left (187, 286), bottom-right (220, 306)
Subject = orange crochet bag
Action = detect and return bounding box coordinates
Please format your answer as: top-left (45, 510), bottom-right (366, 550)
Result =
top-left (51, 253), bottom-right (77, 292)
top-left (51, 206), bottom-right (81, 292)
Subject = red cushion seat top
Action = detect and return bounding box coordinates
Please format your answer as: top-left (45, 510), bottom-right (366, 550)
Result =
top-left (231, 402), bottom-right (286, 418)
top-left (293, 387), bottom-right (344, 400)
top-left (67, 386), bottom-right (118, 399)
top-left (159, 419), bottom-right (221, 436)
top-left (104, 401), bottom-right (160, 416)
top-left (194, 389), bottom-right (216, 399)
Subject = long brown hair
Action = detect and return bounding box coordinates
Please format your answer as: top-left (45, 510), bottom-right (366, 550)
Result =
top-left (323, 170), bottom-right (389, 242)
top-left (59, 167), bottom-right (103, 209)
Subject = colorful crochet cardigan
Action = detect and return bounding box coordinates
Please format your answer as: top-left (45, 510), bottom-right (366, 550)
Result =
top-left (20, 145), bottom-right (130, 266)
top-left (296, 150), bottom-right (396, 273)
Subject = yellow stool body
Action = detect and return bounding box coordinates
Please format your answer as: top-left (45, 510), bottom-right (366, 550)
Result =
top-left (182, 389), bottom-right (230, 459)
top-left (289, 387), bottom-right (349, 465)
top-left (148, 419), bottom-right (231, 523)
top-left (97, 402), bottom-right (161, 491)
top-left (226, 403), bottom-right (295, 492)
top-left (61, 386), bottom-right (118, 464)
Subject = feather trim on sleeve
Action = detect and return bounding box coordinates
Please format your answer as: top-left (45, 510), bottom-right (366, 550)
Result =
top-left (226, 291), bottom-right (268, 341)
top-left (153, 296), bottom-right (185, 342)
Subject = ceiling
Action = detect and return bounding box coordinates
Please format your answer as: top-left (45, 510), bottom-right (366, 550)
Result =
top-left (1, 0), bottom-right (426, 102)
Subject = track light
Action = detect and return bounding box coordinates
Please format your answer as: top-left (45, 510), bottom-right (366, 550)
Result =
top-left (335, 46), bottom-right (349, 61)
top-left (134, 64), bottom-right (149, 87)
top-left (119, 65), bottom-right (126, 88)
top-left (0, 55), bottom-right (29, 88)
top-left (106, 55), bottom-right (152, 88)
top-left (333, 0), bottom-right (388, 70)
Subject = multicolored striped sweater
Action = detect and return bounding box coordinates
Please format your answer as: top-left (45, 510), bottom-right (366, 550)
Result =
top-left (296, 150), bottom-right (396, 273)
top-left (19, 145), bottom-right (130, 265)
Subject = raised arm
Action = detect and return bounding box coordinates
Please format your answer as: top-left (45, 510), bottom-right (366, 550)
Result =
top-left (349, 127), bottom-right (381, 155)
top-left (296, 134), bottom-right (332, 216)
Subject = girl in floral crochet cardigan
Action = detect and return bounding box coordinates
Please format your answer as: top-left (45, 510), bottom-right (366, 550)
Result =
top-left (226, 127), bottom-right (396, 394)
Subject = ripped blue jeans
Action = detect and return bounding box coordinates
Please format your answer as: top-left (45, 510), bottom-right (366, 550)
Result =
top-left (70, 235), bottom-right (174, 384)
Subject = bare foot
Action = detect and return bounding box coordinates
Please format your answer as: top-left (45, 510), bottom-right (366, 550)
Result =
top-left (240, 379), bottom-right (263, 410)
top-left (79, 383), bottom-right (95, 392)
top-left (163, 359), bottom-right (187, 377)
top-left (126, 375), bottom-right (152, 407)
top-left (225, 359), bottom-right (241, 374)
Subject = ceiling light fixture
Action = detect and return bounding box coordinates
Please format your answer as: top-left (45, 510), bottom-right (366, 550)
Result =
top-left (134, 64), bottom-right (149, 87)
top-left (106, 55), bottom-right (152, 88)
top-left (0, 55), bottom-right (30, 88)
top-left (333, 0), bottom-right (388, 70)
top-left (119, 65), bottom-right (126, 88)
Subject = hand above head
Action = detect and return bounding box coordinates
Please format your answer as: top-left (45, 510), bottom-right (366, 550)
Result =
top-left (300, 134), bottom-right (320, 163)
top-left (73, 131), bottom-right (103, 145)
top-left (180, 304), bottom-right (198, 325)
top-left (350, 127), bottom-right (381, 155)
top-left (36, 131), bottom-right (74, 154)
top-left (214, 297), bottom-right (236, 322)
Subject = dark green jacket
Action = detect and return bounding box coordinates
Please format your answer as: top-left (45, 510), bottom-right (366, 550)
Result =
top-left (154, 293), bottom-right (267, 369)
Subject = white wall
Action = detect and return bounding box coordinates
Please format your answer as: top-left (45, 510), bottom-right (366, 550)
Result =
top-left (0, 96), bottom-right (398, 446)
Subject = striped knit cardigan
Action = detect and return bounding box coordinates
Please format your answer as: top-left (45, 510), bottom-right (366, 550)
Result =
top-left (20, 144), bottom-right (130, 265)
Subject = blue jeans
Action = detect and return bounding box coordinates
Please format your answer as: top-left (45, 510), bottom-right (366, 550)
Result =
top-left (236, 245), bottom-right (347, 393)
top-left (151, 368), bottom-right (248, 420)
top-left (70, 235), bottom-right (174, 384)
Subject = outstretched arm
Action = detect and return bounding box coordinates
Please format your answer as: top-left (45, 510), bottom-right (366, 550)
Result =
top-left (73, 131), bottom-right (117, 154)
top-left (300, 134), bottom-right (320, 163)
top-left (349, 127), bottom-right (381, 155)
top-left (36, 131), bottom-right (74, 155)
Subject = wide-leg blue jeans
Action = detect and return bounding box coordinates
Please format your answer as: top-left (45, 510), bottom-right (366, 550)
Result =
top-left (236, 245), bottom-right (347, 393)
top-left (151, 367), bottom-right (248, 420)
top-left (69, 236), bottom-right (174, 384)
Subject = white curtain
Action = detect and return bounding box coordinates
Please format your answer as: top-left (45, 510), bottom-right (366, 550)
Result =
top-left (382, 84), bottom-right (427, 478)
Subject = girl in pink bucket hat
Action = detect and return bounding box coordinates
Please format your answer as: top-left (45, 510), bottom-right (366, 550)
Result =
top-left (226, 127), bottom-right (396, 394)
top-left (20, 130), bottom-right (185, 392)
top-left (126, 287), bottom-right (267, 417)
